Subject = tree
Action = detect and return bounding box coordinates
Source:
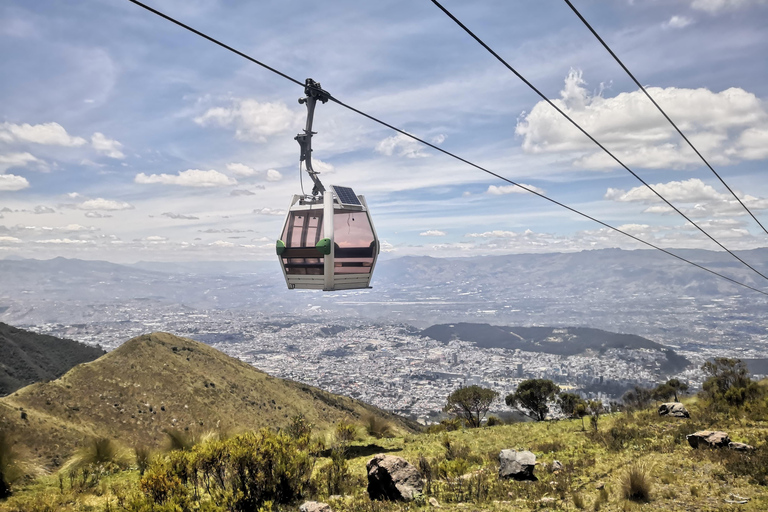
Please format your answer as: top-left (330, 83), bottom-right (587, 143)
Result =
top-left (666, 379), bottom-right (689, 402)
top-left (444, 385), bottom-right (499, 428)
top-left (701, 358), bottom-right (761, 406)
top-left (622, 385), bottom-right (652, 411)
top-left (651, 383), bottom-right (676, 403)
top-left (506, 379), bottom-right (560, 421)
top-left (588, 400), bottom-right (603, 431)
top-left (558, 392), bottom-right (585, 417)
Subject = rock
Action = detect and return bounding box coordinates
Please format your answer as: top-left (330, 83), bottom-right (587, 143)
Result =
top-left (729, 442), bottom-right (755, 452)
top-left (366, 454), bottom-right (423, 502)
top-left (595, 482), bottom-right (605, 490)
top-left (428, 497), bottom-right (441, 508)
top-left (552, 460), bottom-right (563, 472)
top-left (687, 430), bottom-right (731, 449)
top-left (658, 402), bottom-right (690, 418)
top-left (498, 449), bottom-right (537, 481)
top-left (299, 502), bottom-right (332, 512)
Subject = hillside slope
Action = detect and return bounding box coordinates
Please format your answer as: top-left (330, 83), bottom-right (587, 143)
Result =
top-left (0, 323), bottom-right (105, 396)
top-left (0, 332), bottom-right (416, 470)
top-left (422, 323), bottom-right (690, 373)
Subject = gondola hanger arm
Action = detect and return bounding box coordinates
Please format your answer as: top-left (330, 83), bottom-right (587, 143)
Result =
top-left (296, 78), bottom-right (330, 197)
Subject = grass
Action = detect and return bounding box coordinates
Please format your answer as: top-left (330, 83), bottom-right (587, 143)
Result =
top-left (2, 396), bottom-right (768, 511)
top-left (621, 463), bottom-right (652, 502)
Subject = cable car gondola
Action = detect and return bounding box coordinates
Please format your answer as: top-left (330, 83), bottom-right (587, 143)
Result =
top-left (276, 79), bottom-right (379, 291)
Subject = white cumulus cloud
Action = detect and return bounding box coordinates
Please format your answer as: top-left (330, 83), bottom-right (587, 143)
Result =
top-left (91, 132), bottom-right (125, 159)
top-left (135, 169), bottom-right (237, 187)
top-left (226, 162), bottom-right (260, 177)
top-left (0, 152), bottom-right (43, 172)
top-left (419, 230), bottom-right (446, 236)
top-left (78, 198), bottom-right (135, 211)
top-left (516, 69), bottom-right (768, 170)
top-left (665, 15), bottom-right (694, 28)
top-left (266, 169), bottom-right (283, 182)
top-left (254, 208), bottom-right (286, 216)
top-left (195, 99), bottom-right (302, 142)
top-left (466, 230), bottom-right (519, 238)
top-left (0, 174), bottom-right (30, 191)
top-left (0, 122), bottom-right (87, 146)
top-left (375, 133), bottom-right (429, 158)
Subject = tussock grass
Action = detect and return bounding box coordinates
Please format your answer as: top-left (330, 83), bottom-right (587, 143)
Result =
top-left (621, 462), bottom-right (652, 502)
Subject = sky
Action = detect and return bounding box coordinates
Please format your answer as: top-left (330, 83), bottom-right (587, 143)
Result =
top-left (1, 0), bottom-right (768, 263)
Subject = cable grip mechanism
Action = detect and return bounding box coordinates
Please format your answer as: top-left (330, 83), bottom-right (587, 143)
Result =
top-left (296, 78), bottom-right (331, 197)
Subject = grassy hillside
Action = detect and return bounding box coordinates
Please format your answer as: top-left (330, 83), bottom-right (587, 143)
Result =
top-left (2, 397), bottom-right (768, 511)
top-left (0, 332), bottom-right (416, 471)
top-left (0, 323), bottom-right (105, 396)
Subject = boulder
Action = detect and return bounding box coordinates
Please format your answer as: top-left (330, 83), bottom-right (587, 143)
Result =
top-left (729, 442), bottom-right (755, 452)
top-left (658, 402), bottom-right (690, 418)
top-left (498, 449), bottom-right (537, 481)
top-left (687, 430), bottom-right (730, 449)
top-left (299, 502), bottom-right (332, 512)
top-left (428, 497), bottom-right (441, 508)
top-left (366, 454), bottom-right (423, 501)
top-left (552, 460), bottom-right (563, 472)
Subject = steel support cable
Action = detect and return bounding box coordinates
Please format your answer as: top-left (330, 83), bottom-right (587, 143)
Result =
top-left (125, 0), bottom-right (768, 297)
top-left (430, 0), bottom-right (768, 283)
top-left (562, 0), bottom-right (768, 237)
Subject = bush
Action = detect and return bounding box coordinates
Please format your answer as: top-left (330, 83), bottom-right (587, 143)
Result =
top-left (164, 429), bottom-right (196, 452)
top-left (363, 414), bottom-right (395, 439)
top-left (0, 430), bottom-right (21, 499)
top-left (334, 421), bottom-right (358, 444)
top-left (621, 463), bottom-right (652, 502)
top-left (135, 446), bottom-right (151, 475)
top-left (485, 415), bottom-right (503, 427)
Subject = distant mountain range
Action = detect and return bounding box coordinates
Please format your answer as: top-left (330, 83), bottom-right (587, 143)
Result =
top-left (0, 322), bottom-right (104, 396)
top-left (0, 331), bottom-right (417, 470)
top-left (422, 323), bottom-right (690, 373)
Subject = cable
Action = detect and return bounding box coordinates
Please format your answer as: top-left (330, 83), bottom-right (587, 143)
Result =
top-left (562, 0), bottom-right (768, 237)
top-left (125, 0), bottom-right (768, 297)
top-left (429, 0), bottom-right (768, 283)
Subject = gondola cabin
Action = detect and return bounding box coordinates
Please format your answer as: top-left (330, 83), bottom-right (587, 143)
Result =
top-left (276, 185), bottom-right (379, 291)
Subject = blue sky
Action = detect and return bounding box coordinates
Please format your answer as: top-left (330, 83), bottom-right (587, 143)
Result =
top-left (1, 0), bottom-right (768, 262)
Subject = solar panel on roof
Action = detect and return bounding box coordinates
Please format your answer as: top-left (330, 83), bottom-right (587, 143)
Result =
top-left (332, 185), bottom-right (362, 206)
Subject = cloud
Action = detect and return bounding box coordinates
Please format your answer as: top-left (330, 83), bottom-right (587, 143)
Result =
top-left (226, 162), bottom-right (260, 177)
top-left (605, 178), bottom-right (768, 217)
top-left (419, 230), bottom-right (446, 236)
top-left (35, 238), bottom-right (93, 245)
top-left (195, 99), bottom-right (302, 142)
top-left (375, 133), bottom-right (429, 158)
top-left (0, 236), bottom-right (22, 244)
top-left (230, 189), bottom-right (256, 196)
top-left (0, 174), bottom-right (30, 191)
top-left (33, 205), bottom-right (55, 214)
top-left (254, 207), bottom-right (286, 216)
top-left (466, 230), bottom-right (519, 238)
top-left (135, 169), bottom-right (237, 187)
top-left (0, 152), bottom-right (43, 172)
top-left (664, 15), bottom-right (694, 28)
top-left (78, 198), bottom-right (134, 211)
top-left (266, 169), bottom-right (282, 182)
top-left (91, 132), bottom-right (125, 159)
top-left (161, 212), bottom-right (199, 220)
top-left (0, 122), bottom-right (87, 146)
top-left (84, 211), bottom-right (112, 218)
top-left (515, 69), bottom-right (768, 170)
top-left (143, 236), bottom-right (167, 242)
top-left (690, 0), bottom-right (767, 12)
top-left (209, 240), bottom-right (236, 247)
top-left (487, 184), bottom-right (545, 195)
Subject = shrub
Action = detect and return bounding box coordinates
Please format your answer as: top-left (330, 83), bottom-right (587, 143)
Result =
top-left (164, 429), bottom-right (196, 452)
top-left (621, 463), bottom-right (652, 502)
top-left (572, 491), bottom-right (585, 509)
top-left (0, 430), bottom-right (21, 499)
top-left (135, 446), bottom-right (151, 476)
top-left (363, 414), bottom-right (395, 439)
top-left (334, 421), bottom-right (358, 444)
top-left (286, 414), bottom-right (313, 440)
top-left (485, 415), bottom-right (503, 427)
top-left (442, 436), bottom-right (471, 461)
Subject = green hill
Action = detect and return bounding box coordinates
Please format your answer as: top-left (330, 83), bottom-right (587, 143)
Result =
top-left (0, 332), bottom-right (416, 470)
top-left (0, 323), bottom-right (105, 396)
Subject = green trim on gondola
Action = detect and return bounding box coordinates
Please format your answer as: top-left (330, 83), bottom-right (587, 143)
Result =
top-left (276, 239), bottom-right (286, 256)
top-left (316, 237), bottom-right (332, 255)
